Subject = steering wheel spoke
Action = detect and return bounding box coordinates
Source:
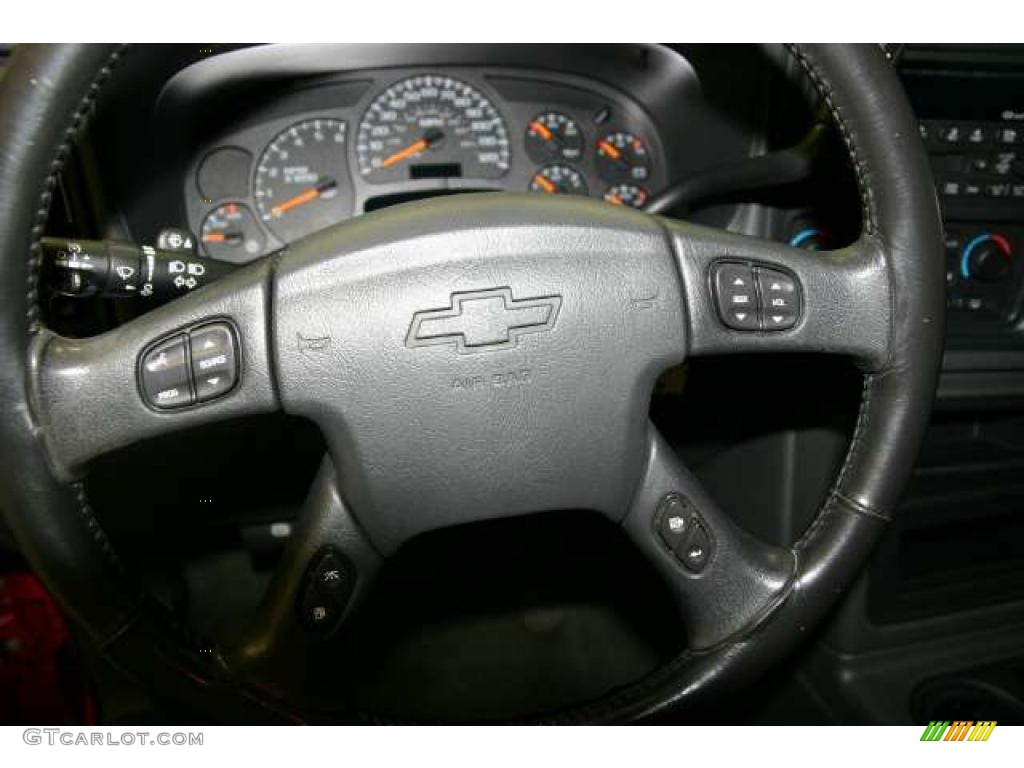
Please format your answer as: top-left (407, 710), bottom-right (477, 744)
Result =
top-left (30, 258), bottom-right (279, 480)
top-left (225, 458), bottom-right (381, 701)
top-left (668, 221), bottom-right (892, 370)
top-left (622, 426), bottom-right (795, 651)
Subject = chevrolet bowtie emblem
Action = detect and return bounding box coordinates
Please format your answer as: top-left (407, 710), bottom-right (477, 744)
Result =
top-left (406, 287), bottom-right (562, 354)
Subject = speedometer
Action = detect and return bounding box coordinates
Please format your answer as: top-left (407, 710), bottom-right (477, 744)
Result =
top-left (355, 75), bottom-right (510, 184)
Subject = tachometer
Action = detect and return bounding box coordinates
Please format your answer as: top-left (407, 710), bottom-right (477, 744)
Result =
top-left (356, 75), bottom-right (510, 183)
top-left (253, 118), bottom-right (352, 244)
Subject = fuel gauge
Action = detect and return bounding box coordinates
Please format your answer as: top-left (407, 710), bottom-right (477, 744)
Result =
top-left (529, 165), bottom-right (588, 196)
top-left (200, 202), bottom-right (267, 263)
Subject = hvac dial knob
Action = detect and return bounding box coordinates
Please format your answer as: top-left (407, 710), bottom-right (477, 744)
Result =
top-left (961, 232), bottom-right (1013, 283)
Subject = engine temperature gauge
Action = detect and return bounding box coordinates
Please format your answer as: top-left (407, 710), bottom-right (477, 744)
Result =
top-left (529, 165), bottom-right (588, 196)
top-left (596, 132), bottom-right (651, 184)
top-left (200, 202), bottom-right (266, 263)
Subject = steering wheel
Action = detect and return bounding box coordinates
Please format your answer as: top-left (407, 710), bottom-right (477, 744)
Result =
top-left (0, 44), bottom-right (944, 723)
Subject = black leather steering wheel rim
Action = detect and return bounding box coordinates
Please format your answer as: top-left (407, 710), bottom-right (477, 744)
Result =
top-left (0, 44), bottom-right (945, 723)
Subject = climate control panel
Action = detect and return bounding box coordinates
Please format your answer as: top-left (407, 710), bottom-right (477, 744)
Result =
top-left (944, 225), bottom-right (1021, 317)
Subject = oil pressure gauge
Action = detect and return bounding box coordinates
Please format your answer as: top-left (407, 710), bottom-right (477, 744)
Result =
top-left (525, 112), bottom-right (584, 163)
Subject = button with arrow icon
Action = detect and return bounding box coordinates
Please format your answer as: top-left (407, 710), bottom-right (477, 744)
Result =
top-left (756, 267), bottom-right (800, 331)
top-left (713, 262), bottom-right (759, 330)
top-left (189, 322), bottom-right (238, 402)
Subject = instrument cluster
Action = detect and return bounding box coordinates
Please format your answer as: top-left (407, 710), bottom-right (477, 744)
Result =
top-left (185, 68), bottom-right (666, 263)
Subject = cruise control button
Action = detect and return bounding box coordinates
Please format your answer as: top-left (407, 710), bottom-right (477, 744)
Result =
top-left (713, 263), bottom-right (758, 331)
top-left (313, 549), bottom-right (357, 603)
top-left (656, 494), bottom-right (692, 551)
top-left (680, 519), bottom-right (712, 573)
top-left (300, 588), bottom-right (341, 633)
top-left (756, 267), bottom-right (800, 330)
top-left (189, 323), bottom-right (238, 402)
top-left (140, 335), bottom-right (192, 409)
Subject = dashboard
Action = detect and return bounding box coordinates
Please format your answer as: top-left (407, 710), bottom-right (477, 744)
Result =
top-left (181, 60), bottom-right (673, 264)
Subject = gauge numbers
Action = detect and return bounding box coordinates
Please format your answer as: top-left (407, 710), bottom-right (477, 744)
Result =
top-left (604, 184), bottom-right (649, 209)
top-left (356, 75), bottom-right (510, 183)
top-left (529, 165), bottom-right (588, 196)
top-left (254, 118), bottom-right (351, 244)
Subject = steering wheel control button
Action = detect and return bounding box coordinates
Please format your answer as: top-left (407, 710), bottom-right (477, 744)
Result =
top-left (313, 549), bottom-right (357, 602)
top-left (189, 323), bottom-right (238, 402)
top-left (140, 335), bottom-right (193, 409)
top-left (656, 494), bottom-right (691, 550)
top-left (712, 261), bottom-right (803, 332)
top-left (301, 588), bottom-right (341, 634)
top-left (680, 519), bottom-right (712, 573)
top-left (713, 262), bottom-right (758, 330)
top-left (654, 493), bottom-right (715, 573)
top-left (138, 322), bottom-right (240, 410)
top-left (299, 547), bottom-right (356, 636)
top-left (756, 267), bottom-right (800, 330)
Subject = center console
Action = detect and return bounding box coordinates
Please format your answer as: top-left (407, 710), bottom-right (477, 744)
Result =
top-left (808, 45), bottom-right (1024, 725)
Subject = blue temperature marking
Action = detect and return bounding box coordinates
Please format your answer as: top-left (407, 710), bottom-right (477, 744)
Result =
top-left (961, 232), bottom-right (993, 280)
top-left (789, 228), bottom-right (819, 248)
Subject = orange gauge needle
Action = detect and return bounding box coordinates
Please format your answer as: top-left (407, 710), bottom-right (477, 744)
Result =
top-left (381, 138), bottom-right (428, 168)
top-left (598, 140), bottom-right (622, 161)
top-left (380, 128), bottom-right (445, 169)
top-left (605, 194), bottom-right (624, 206)
top-left (529, 120), bottom-right (554, 141)
top-left (202, 231), bottom-right (242, 244)
top-left (533, 174), bottom-right (557, 194)
top-left (270, 178), bottom-right (337, 217)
